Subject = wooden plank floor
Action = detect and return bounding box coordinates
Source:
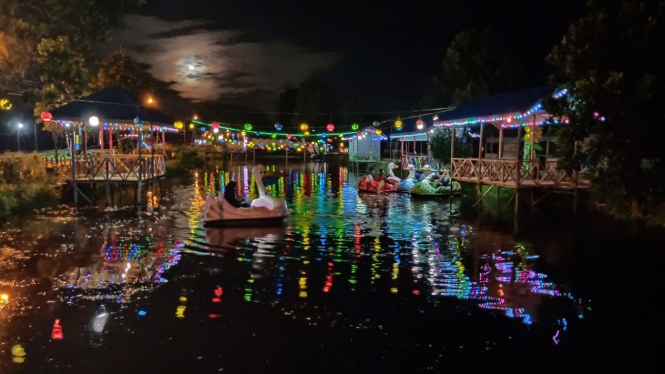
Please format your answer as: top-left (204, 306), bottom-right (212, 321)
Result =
top-left (453, 177), bottom-right (590, 190)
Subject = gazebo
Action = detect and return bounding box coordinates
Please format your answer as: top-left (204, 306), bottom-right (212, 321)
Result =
top-left (45, 87), bottom-right (177, 203)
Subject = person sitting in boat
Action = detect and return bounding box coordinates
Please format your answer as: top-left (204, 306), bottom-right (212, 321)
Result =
top-left (224, 181), bottom-right (251, 208)
top-left (434, 169), bottom-right (451, 188)
top-left (379, 169), bottom-right (396, 184)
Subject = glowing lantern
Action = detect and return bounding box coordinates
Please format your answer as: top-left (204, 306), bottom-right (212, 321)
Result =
top-left (372, 121), bottom-right (380, 128)
top-left (52, 319), bottom-right (63, 340)
top-left (271, 133), bottom-right (277, 139)
top-left (304, 131), bottom-right (310, 136)
top-left (327, 123), bottom-right (335, 132)
top-left (357, 132), bottom-right (362, 137)
top-left (244, 123), bottom-right (253, 131)
top-left (300, 123), bottom-right (309, 132)
top-left (89, 116), bottom-right (100, 127)
top-left (211, 122), bottom-right (220, 130)
top-left (189, 123), bottom-right (195, 129)
top-left (200, 127), bottom-right (206, 132)
top-left (416, 119), bottom-right (424, 130)
top-left (41, 112), bottom-right (53, 122)
top-left (376, 129), bottom-right (382, 135)
top-left (395, 119), bottom-right (403, 129)
top-left (351, 123), bottom-right (359, 130)
top-left (275, 122), bottom-right (283, 131)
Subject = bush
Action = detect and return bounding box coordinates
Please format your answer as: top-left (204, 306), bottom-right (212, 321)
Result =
top-left (0, 153), bottom-right (60, 216)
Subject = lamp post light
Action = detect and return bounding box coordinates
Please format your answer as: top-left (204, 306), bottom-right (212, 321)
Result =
top-left (17, 122), bottom-right (24, 152)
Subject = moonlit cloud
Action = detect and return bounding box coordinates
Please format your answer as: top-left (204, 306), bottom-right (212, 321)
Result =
top-left (112, 15), bottom-right (339, 104)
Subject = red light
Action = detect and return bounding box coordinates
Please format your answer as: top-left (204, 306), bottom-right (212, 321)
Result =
top-left (209, 314), bottom-right (219, 319)
top-left (413, 290), bottom-right (420, 296)
top-left (212, 298), bottom-right (221, 303)
top-left (214, 287), bottom-right (223, 297)
top-left (52, 319), bottom-right (63, 340)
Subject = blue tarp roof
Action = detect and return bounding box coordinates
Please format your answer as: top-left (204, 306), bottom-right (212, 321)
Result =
top-left (49, 87), bottom-right (173, 125)
top-left (437, 86), bottom-right (550, 123)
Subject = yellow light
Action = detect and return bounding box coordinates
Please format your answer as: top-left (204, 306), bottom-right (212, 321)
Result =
top-left (193, 114), bottom-right (198, 120)
top-left (174, 121), bottom-right (184, 129)
top-left (189, 123), bottom-right (195, 129)
top-left (304, 131), bottom-right (310, 136)
top-left (376, 129), bottom-right (382, 135)
top-left (300, 123), bottom-right (309, 131)
top-left (395, 119), bottom-right (403, 128)
top-left (241, 131), bottom-right (246, 136)
top-left (147, 97), bottom-right (154, 105)
top-left (1, 293), bottom-right (8, 302)
top-left (339, 143), bottom-right (344, 147)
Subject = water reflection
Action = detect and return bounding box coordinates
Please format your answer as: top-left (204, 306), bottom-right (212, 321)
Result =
top-left (0, 163), bottom-right (587, 371)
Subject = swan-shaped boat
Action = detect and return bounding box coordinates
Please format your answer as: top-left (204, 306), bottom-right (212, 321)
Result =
top-left (386, 162), bottom-right (401, 184)
top-left (410, 166), bottom-right (462, 197)
top-left (204, 165), bottom-right (288, 226)
top-left (357, 167), bottom-right (398, 194)
top-left (397, 164), bottom-right (416, 193)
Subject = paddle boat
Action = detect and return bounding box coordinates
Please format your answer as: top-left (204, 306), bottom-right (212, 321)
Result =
top-left (397, 164), bottom-right (417, 193)
top-left (410, 166), bottom-right (462, 197)
top-left (386, 162), bottom-right (401, 184)
top-left (357, 166), bottom-right (398, 194)
top-left (204, 165), bottom-right (288, 226)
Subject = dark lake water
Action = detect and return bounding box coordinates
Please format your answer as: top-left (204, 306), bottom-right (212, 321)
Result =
top-left (0, 162), bottom-right (659, 373)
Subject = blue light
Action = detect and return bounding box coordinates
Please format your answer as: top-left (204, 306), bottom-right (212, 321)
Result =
top-left (138, 310), bottom-right (147, 316)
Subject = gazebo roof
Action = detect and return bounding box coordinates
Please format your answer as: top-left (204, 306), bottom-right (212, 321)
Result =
top-left (434, 87), bottom-right (552, 128)
top-left (49, 87), bottom-right (173, 126)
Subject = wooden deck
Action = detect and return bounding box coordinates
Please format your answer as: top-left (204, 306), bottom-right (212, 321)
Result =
top-left (451, 158), bottom-right (589, 190)
top-left (44, 154), bottom-right (166, 183)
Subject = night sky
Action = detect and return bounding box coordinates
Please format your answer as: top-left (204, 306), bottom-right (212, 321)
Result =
top-left (109, 0), bottom-right (586, 115)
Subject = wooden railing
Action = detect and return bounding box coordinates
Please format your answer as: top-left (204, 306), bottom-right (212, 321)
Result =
top-left (45, 154), bottom-right (166, 182)
top-left (451, 158), bottom-right (585, 189)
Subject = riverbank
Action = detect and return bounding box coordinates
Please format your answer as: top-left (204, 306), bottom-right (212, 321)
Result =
top-left (0, 153), bottom-right (60, 217)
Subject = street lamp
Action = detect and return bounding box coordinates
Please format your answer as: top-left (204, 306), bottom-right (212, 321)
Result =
top-left (17, 123), bottom-right (23, 152)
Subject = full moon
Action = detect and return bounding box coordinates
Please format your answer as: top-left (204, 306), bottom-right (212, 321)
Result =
top-left (188, 65), bottom-right (195, 71)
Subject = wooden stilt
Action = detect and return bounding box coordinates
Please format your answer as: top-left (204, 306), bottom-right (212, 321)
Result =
top-left (498, 127), bottom-right (504, 159)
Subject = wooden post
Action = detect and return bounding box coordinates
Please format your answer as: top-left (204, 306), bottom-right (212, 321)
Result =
top-left (478, 123), bottom-right (485, 160)
top-left (450, 127), bottom-right (455, 169)
top-left (162, 129), bottom-right (166, 158)
top-left (514, 125), bottom-right (522, 235)
top-left (498, 127), bottom-right (504, 159)
top-left (100, 125), bottom-right (104, 154)
top-left (137, 127), bottom-right (142, 204)
top-left (109, 128), bottom-right (113, 155)
top-left (72, 126), bottom-right (78, 205)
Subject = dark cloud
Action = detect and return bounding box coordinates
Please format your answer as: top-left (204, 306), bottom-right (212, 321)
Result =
top-left (111, 15), bottom-right (339, 106)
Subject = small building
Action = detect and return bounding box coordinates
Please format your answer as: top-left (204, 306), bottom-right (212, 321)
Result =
top-left (346, 127), bottom-right (387, 168)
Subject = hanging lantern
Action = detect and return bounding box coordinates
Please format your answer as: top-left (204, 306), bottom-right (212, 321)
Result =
top-left (133, 117), bottom-right (142, 126)
top-left (174, 121), bottom-right (184, 129)
top-left (416, 119), bottom-right (424, 130)
top-left (40, 112), bottom-right (52, 122)
top-left (271, 133), bottom-right (277, 139)
top-left (300, 123), bottom-right (309, 131)
top-left (200, 127), bottom-right (206, 132)
top-left (244, 123), bottom-right (253, 131)
top-left (376, 129), bottom-right (382, 135)
top-left (189, 123), bottom-right (195, 129)
top-left (395, 119), bottom-right (403, 129)
top-left (275, 122), bottom-right (283, 131)
top-left (89, 116), bottom-right (100, 127)
top-left (357, 132), bottom-right (362, 137)
top-left (327, 123), bottom-right (335, 132)
top-left (351, 123), bottom-right (359, 130)
top-left (241, 131), bottom-right (246, 136)
top-left (372, 121), bottom-right (380, 128)
top-left (304, 131), bottom-right (310, 136)
top-left (211, 122), bottom-right (220, 130)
